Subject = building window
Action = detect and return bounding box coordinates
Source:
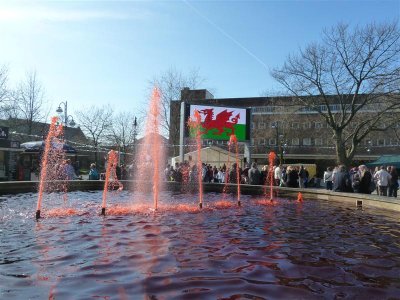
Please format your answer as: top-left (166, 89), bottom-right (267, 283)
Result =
top-left (269, 138), bottom-right (276, 145)
top-left (377, 138), bottom-right (385, 146)
top-left (291, 122), bottom-right (299, 129)
top-left (258, 138), bottom-right (265, 145)
top-left (292, 138), bottom-right (300, 146)
top-left (315, 122), bottom-right (322, 129)
top-left (303, 138), bottom-right (312, 146)
top-left (315, 138), bottom-right (323, 146)
top-left (258, 122), bottom-right (266, 129)
top-left (251, 122), bottom-right (255, 129)
top-left (251, 138), bottom-right (255, 145)
top-left (303, 122), bottom-right (311, 129)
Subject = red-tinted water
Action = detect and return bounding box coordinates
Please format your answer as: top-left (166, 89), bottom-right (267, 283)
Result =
top-left (188, 109), bottom-right (204, 208)
top-left (229, 134), bottom-right (241, 205)
top-left (265, 151), bottom-right (277, 201)
top-left (37, 117), bottom-right (66, 218)
top-left (297, 192), bottom-right (304, 202)
top-left (3, 191), bottom-right (400, 299)
top-left (134, 87), bottom-right (165, 210)
top-left (101, 150), bottom-right (123, 214)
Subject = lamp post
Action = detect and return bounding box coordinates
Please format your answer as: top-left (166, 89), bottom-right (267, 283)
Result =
top-left (133, 116), bottom-right (138, 161)
top-left (56, 101), bottom-right (76, 127)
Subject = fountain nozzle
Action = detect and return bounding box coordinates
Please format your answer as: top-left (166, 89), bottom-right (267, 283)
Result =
top-left (35, 210), bottom-right (41, 220)
top-left (199, 203), bottom-right (203, 209)
top-left (238, 200), bottom-right (241, 207)
top-left (101, 207), bottom-right (106, 216)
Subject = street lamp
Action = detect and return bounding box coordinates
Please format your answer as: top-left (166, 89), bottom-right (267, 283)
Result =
top-left (56, 101), bottom-right (76, 127)
top-left (133, 116), bottom-right (138, 161)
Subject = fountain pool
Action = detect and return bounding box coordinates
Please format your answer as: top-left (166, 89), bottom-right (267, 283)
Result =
top-left (1, 191), bottom-right (400, 299)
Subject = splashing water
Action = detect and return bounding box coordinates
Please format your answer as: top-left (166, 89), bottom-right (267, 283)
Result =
top-left (229, 134), bottom-right (241, 206)
top-left (133, 87), bottom-right (165, 210)
top-left (36, 116), bottom-right (66, 219)
top-left (264, 151), bottom-right (276, 201)
top-left (297, 192), bottom-right (303, 202)
top-left (101, 150), bottom-right (123, 215)
top-left (188, 109), bottom-right (204, 208)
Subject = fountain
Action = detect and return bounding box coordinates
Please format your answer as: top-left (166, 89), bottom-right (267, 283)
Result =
top-left (2, 93), bottom-right (400, 299)
top-left (101, 150), bottom-right (123, 216)
top-left (36, 116), bottom-right (66, 220)
top-left (229, 134), bottom-right (241, 206)
top-left (188, 109), bottom-right (204, 208)
top-left (264, 151), bottom-right (277, 202)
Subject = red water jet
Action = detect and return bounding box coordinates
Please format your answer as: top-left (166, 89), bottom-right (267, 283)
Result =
top-left (133, 87), bottom-right (164, 211)
top-left (297, 192), bottom-right (303, 202)
top-left (265, 151), bottom-right (276, 202)
top-left (229, 134), bottom-right (241, 206)
top-left (36, 116), bottom-right (64, 219)
top-left (101, 150), bottom-right (123, 215)
top-left (188, 110), bottom-right (204, 208)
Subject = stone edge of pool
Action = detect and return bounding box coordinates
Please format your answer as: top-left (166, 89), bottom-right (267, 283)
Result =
top-left (0, 181), bottom-right (399, 213)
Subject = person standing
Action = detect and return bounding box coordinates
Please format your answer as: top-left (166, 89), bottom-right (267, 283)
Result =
top-left (248, 162), bottom-right (261, 185)
top-left (358, 165), bottom-right (372, 194)
top-left (374, 166), bottom-right (391, 196)
top-left (88, 163), bottom-right (99, 180)
top-left (388, 166), bottom-right (398, 197)
top-left (274, 165), bottom-right (282, 186)
top-left (286, 166), bottom-right (299, 188)
top-left (298, 165), bottom-right (306, 188)
top-left (333, 165), bottom-right (352, 192)
top-left (323, 167), bottom-right (333, 190)
top-left (64, 159), bottom-right (78, 180)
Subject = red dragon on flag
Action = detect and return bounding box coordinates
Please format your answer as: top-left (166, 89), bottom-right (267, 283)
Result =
top-left (199, 108), bottom-right (240, 136)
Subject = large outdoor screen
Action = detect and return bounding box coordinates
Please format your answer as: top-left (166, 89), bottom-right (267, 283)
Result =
top-left (186, 104), bottom-right (250, 142)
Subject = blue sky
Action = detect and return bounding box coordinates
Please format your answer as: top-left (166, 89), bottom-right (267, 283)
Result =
top-left (0, 0), bottom-right (399, 118)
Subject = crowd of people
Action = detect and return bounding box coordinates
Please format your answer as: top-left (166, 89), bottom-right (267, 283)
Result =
top-left (163, 161), bottom-right (399, 198)
top-left (323, 165), bottom-right (398, 197)
top-left (67, 159), bottom-right (399, 198)
top-left (164, 161), bottom-right (319, 188)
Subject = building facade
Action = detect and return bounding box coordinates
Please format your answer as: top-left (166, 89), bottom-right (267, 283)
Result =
top-left (170, 89), bottom-right (398, 175)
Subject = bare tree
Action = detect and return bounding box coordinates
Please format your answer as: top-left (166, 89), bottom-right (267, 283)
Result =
top-left (272, 21), bottom-right (400, 166)
top-left (14, 71), bottom-right (47, 135)
top-left (147, 67), bottom-right (205, 136)
top-left (0, 65), bottom-right (9, 118)
top-left (75, 105), bottom-right (113, 163)
top-left (108, 111), bottom-right (139, 163)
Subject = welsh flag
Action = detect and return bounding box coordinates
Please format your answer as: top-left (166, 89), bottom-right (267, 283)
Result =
top-left (189, 105), bottom-right (247, 141)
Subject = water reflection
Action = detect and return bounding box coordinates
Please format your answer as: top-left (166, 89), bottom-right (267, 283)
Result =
top-left (0, 191), bottom-right (399, 299)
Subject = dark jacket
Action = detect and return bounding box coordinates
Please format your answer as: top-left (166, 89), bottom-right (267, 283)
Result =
top-left (333, 170), bottom-right (353, 192)
top-left (359, 170), bottom-right (372, 194)
top-left (248, 167), bottom-right (261, 185)
top-left (286, 169), bottom-right (299, 188)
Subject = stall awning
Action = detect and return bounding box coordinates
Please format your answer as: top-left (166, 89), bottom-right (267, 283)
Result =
top-left (366, 155), bottom-right (400, 168)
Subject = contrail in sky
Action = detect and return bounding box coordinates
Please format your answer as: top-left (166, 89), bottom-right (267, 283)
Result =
top-left (183, 0), bottom-right (269, 74)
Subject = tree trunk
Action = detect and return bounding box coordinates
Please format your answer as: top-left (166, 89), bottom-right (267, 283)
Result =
top-left (334, 130), bottom-right (352, 168)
